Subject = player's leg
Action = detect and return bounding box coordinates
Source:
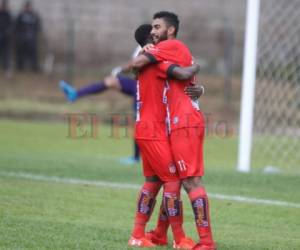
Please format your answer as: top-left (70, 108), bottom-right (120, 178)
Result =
top-left (0, 40), bottom-right (4, 70)
top-left (129, 139), bottom-right (165, 247)
top-left (129, 139), bottom-right (174, 247)
top-left (59, 78), bottom-right (108, 102)
top-left (163, 180), bottom-right (196, 249)
top-left (139, 140), bottom-right (195, 249)
top-left (0, 39), bottom-right (9, 71)
top-left (76, 80), bottom-right (108, 98)
top-left (183, 177), bottom-right (215, 250)
top-left (3, 41), bottom-right (11, 74)
top-left (116, 75), bottom-right (137, 97)
top-left (133, 140), bottom-right (140, 161)
top-left (119, 138), bottom-right (140, 165)
top-left (145, 146), bottom-right (182, 245)
top-left (146, 194), bottom-right (195, 249)
top-left (129, 177), bottom-right (162, 247)
top-left (16, 43), bottom-right (24, 71)
top-left (29, 41), bottom-right (39, 72)
top-left (117, 75), bottom-right (141, 164)
top-left (128, 143), bottom-right (162, 247)
top-left (59, 74), bottom-right (121, 102)
top-left (120, 140), bottom-right (140, 164)
top-left (170, 127), bottom-right (216, 250)
top-left (23, 43), bottom-right (30, 70)
top-left (145, 200), bottom-right (169, 245)
top-left (131, 81), bottom-right (140, 162)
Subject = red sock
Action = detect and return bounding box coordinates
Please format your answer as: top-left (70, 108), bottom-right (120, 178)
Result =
top-left (132, 181), bottom-right (162, 238)
top-left (154, 201), bottom-right (169, 237)
top-left (188, 186), bottom-right (214, 245)
top-left (163, 181), bottom-right (185, 244)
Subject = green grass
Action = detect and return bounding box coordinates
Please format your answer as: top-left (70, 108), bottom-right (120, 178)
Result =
top-left (0, 120), bottom-right (300, 250)
top-left (251, 136), bottom-right (300, 172)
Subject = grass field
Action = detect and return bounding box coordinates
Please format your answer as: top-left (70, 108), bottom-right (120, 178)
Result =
top-left (0, 120), bottom-right (300, 250)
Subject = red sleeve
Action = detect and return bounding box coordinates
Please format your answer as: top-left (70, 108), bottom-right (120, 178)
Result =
top-left (143, 40), bottom-right (179, 63)
top-left (155, 61), bottom-right (177, 79)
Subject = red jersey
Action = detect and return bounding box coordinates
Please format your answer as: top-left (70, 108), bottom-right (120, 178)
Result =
top-left (145, 39), bottom-right (205, 131)
top-left (135, 62), bottom-right (171, 140)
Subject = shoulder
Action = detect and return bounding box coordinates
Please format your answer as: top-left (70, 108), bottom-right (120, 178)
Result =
top-left (157, 39), bottom-right (188, 50)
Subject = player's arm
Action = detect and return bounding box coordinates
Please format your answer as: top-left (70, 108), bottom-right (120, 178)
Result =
top-left (130, 43), bottom-right (171, 70)
top-left (130, 54), bottom-right (153, 70)
top-left (113, 49), bottom-right (154, 74)
top-left (157, 62), bottom-right (200, 81)
top-left (141, 41), bottom-right (201, 80)
top-left (113, 54), bottom-right (152, 79)
top-left (111, 57), bottom-right (149, 76)
top-left (111, 60), bottom-right (136, 76)
top-left (169, 64), bottom-right (204, 99)
top-left (168, 64), bottom-right (200, 80)
top-left (111, 45), bottom-right (146, 76)
top-left (130, 41), bottom-right (179, 71)
top-left (157, 61), bottom-right (203, 100)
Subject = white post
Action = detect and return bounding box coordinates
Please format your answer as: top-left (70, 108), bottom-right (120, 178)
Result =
top-left (237, 0), bottom-right (260, 172)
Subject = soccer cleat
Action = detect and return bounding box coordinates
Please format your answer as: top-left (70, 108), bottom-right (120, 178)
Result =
top-left (59, 80), bottom-right (78, 102)
top-left (128, 236), bottom-right (157, 248)
top-left (145, 230), bottom-right (168, 246)
top-left (192, 242), bottom-right (217, 250)
top-left (173, 237), bottom-right (196, 249)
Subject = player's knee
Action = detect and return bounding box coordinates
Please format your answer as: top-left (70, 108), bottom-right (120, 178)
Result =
top-left (182, 180), bottom-right (193, 193)
top-left (104, 76), bottom-right (120, 89)
top-left (182, 176), bottom-right (203, 193)
top-left (145, 175), bottom-right (161, 182)
top-left (163, 180), bottom-right (181, 193)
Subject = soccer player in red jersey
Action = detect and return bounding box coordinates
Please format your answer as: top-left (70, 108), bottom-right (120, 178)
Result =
top-left (59, 24), bottom-right (203, 167)
top-left (128, 27), bottom-right (201, 250)
top-left (130, 11), bottom-right (216, 250)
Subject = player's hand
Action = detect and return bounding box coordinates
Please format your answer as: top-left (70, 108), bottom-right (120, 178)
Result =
top-left (142, 43), bottom-right (155, 52)
top-left (185, 84), bottom-right (205, 100)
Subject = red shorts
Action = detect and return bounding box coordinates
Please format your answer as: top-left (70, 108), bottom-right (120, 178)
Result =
top-left (136, 139), bottom-right (179, 182)
top-left (170, 127), bottom-right (205, 179)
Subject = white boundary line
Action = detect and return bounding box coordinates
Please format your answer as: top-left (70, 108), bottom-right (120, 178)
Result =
top-left (1, 171), bottom-right (300, 209)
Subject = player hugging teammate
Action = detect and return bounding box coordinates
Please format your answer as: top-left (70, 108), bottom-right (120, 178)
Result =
top-left (128, 11), bottom-right (216, 250)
